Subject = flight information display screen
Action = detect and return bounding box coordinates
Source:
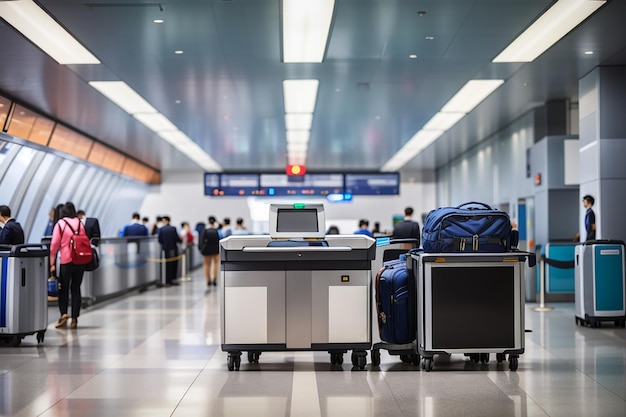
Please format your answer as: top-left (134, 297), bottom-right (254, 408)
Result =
top-left (219, 174), bottom-right (261, 196)
top-left (203, 172), bottom-right (399, 196)
top-left (344, 173), bottom-right (400, 195)
top-left (259, 173), bottom-right (344, 196)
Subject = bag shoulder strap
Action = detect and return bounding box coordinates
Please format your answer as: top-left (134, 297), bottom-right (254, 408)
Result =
top-left (62, 219), bottom-right (85, 235)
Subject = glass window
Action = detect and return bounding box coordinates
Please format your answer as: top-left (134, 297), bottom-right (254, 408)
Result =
top-left (0, 145), bottom-right (37, 204)
top-left (18, 153), bottom-right (55, 242)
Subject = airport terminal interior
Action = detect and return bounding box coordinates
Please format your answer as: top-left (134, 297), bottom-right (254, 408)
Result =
top-left (2, 0), bottom-right (626, 416)
top-left (0, 268), bottom-right (624, 417)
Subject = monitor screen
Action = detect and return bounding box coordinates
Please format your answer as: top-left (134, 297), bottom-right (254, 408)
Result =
top-left (276, 208), bottom-right (319, 233)
top-left (269, 203), bottom-right (326, 239)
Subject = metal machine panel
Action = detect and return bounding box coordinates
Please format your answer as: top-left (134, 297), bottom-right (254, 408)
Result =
top-left (222, 270), bottom-right (286, 344)
top-left (286, 270), bottom-right (312, 349)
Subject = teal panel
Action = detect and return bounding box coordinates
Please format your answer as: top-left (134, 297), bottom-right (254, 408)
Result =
top-left (546, 244), bottom-right (576, 293)
top-left (594, 245), bottom-right (625, 311)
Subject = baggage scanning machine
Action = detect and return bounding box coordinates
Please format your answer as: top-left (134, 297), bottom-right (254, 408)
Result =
top-left (220, 203), bottom-right (376, 370)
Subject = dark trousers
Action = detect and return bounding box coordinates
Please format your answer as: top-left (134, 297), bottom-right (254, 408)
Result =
top-left (58, 263), bottom-right (85, 318)
top-left (163, 249), bottom-right (179, 284)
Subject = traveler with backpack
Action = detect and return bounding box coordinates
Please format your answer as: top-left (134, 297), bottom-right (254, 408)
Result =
top-left (49, 202), bottom-right (92, 329)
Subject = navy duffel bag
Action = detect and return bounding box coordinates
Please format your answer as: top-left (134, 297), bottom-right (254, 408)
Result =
top-left (422, 202), bottom-right (515, 253)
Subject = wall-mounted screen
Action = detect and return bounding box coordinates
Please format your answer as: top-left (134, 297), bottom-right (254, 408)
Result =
top-left (219, 173), bottom-right (261, 196)
top-left (204, 173), bottom-right (221, 196)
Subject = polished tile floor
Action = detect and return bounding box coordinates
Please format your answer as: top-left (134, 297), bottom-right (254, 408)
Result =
top-left (1, 267), bottom-right (625, 417)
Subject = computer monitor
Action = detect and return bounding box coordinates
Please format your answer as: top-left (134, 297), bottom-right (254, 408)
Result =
top-left (269, 203), bottom-right (326, 239)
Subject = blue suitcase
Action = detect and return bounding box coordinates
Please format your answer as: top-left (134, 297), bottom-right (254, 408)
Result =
top-left (375, 257), bottom-right (416, 344)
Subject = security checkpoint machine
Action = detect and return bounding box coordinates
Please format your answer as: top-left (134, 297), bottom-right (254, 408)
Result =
top-left (220, 203), bottom-right (376, 370)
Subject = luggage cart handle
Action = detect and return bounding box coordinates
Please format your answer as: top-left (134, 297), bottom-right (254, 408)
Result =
top-left (1, 244), bottom-right (50, 258)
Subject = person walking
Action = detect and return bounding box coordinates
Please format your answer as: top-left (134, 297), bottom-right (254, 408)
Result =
top-left (199, 216), bottom-right (221, 286)
top-left (49, 202), bottom-right (88, 329)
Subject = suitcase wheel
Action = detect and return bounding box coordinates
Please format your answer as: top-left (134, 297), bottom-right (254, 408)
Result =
top-left (36, 331), bottom-right (45, 344)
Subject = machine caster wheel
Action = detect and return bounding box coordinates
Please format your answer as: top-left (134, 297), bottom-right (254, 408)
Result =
top-left (247, 351), bottom-right (260, 363)
top-left (469, 353), bottom-right (480, 363)
top-left (227, 353), bottom-right (241, 371)
top-left (36, 331), bottom-right (45, 344)
top-left (496, 353), bottom-right (506, 363)
top-left (480, 353), bottom-right (490, 364)
top-left (371, 349), bottom-right (381, 366)
top-left (330, 352), bottom-right (344, 365)
top-left (508, 356), bottom-right (518, 371)
top-left (423, 358), bottom-right (433, 372)
top-left (400, 354), bottom-right (410, 363)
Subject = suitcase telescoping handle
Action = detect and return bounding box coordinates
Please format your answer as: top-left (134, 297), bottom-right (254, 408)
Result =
top-left (456, 201), bottom-right (494, 210)
top-left (8, 243), bottom-right (50, 258)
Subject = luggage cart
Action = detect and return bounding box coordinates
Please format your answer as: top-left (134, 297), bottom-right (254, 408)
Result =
top-left (370, 238), bottom-right (420, 367)
top-left (0, 244), bottom-right (49, 347)
top-left (409, 252), bottom-right (535, 372)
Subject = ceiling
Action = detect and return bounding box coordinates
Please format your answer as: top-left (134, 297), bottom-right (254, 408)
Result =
top-left (1, 0), bottom-right (625, 176)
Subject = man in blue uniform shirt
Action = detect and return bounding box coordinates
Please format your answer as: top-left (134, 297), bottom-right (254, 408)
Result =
top-left (121, 212), bottom-right (149, 236)
top-left (0, 205), bottom-right (25, 244)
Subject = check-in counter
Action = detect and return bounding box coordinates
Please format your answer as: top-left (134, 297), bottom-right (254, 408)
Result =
top-left (220, 234), bottom-right (376, 371)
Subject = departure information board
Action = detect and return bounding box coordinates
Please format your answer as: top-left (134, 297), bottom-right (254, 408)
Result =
top-left (260, 173), bottom-right (344, 196)
top-left (344, 173), bottom-right (400, 195)
top-left (203, 172), bottom-right (399, 196)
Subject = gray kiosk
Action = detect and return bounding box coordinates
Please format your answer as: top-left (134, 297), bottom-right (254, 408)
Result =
top-left (220, 203), bottom-right (376, 370)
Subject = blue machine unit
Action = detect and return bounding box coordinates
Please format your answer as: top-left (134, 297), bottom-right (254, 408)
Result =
top-left (575, 240), bottom-right (626, 327)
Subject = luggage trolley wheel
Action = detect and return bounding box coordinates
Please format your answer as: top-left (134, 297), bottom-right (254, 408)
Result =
top-left (479, 353), bottom-right (490, 364)
top-left (227, 352), bottom-right (242, 371)
top-left (422, 357), bottom-right (434, 372)
top-left (247, 351), bottom-right (261, 363)
top-left (11, 335), bottom-right (21, 347)
top-left (350, 350), bottom-right (367, 371)
top-left (508, 355), bottom-right (519, 371)
top-left (496, 353), bottom-right (506, 363)
top-left (371, 349), bottom-right (381, 366)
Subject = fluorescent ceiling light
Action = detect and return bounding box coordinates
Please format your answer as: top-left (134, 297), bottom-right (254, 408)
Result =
top-left (422, 112), bottom-right (466, 131)
top-left (157, 130), bottom-right (223, 172)
top-left (493, 0), bottom-right (606, 63)
top-left (283, 80), bottom-right (319, 113)
top-left (285, 113), bottom-right (313, 130)
top-left (289, 155), bottom-right (306, 165)
top-left (405, 130), bottom-right (445, 151)
top-left (0, 0), bottom-right (100, 65)
top-left (287, 143), bottom-right (308, 153)
top-left (289, 150), bottom-right (308, 160)
top-left (282, 0), bottom-right (335, 63)
top-left (286, 130), bottom-right (310, 144)
top-left (90, 81), bottom-right (157, 114)
top-left (134, 113), bottom-right (178, 132)
top-left (441, 80), bottom-right (505, 113)
top-left (158, 130), bottom-right (190, 147)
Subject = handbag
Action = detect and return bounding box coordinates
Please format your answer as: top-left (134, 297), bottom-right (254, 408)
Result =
top-left (84, 244), bottom-right (99, 271)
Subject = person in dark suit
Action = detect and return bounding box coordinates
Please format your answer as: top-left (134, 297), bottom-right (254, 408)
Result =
top-left (0, 205), bottom-right (25, 244)
top-left (392, 206), bottom-right (421, 243)
top-left (78, 210), bottom-right (101, 246)
top-left (158, 216), bottom-right (181, 286)
top-left (121, 212), bottom-right (149, 236)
